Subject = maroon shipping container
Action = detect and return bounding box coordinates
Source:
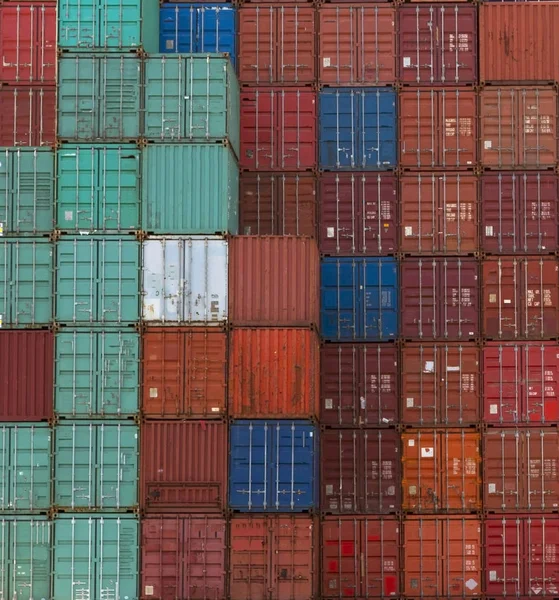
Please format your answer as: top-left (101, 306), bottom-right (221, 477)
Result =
top-left (229, 515), bottom-right (317, 600)
top-left (321, 516), bottom-right (399, 598)
top-left (483, 342), bottom-right (559, 425)
top-left (318, 5), bottom-right (396, 85)
top-left (321, 428), bottom-right (400, 514)
top-left (319, 173), bottom-right (398, 256)
top-left (399, 5), bottom-right (477, 85)
top-left (482, 257), bottom-right (559, 340)
top-left (140, 421), bottom-right (227, 513)
top-left (0, 330), bottom-right (53, 420)
top-left (141, 516), bottom-right (226, 600)
top-left (400, 257), bottom-right (480, 340)
top-left (239, 88), bottom-right (316, 171)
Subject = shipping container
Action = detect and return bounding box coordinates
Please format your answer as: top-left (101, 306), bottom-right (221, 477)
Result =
top-left (229, 515), bottom-right (317, 600)
top-left (320, 173), bottom-right (398, 256)
top-left (141, 145), bottom-right (238, 234)
top-left (240, 88), bottom-right (316, 171)
top-left (229, 328), bottom-right (319, 418)
top-left (229, 236), bottom-right (319, 327)
top-left (401, 429), bottom-right (481, 512)
top-left (229, 420), bottom-right (318, 512)
top-left (321, 257), bottom-right (399, 341)
top-left (481, 257), bottom-right (559, 340)
top-left (141, 516), bottom-right (227, 600)
top-left (319, 87), bottom-right (397, 170)
top-left (399, 88), bottom-right (477, 168)
top-left (321, 516), bottom-right (399, 598)
top-left (142, 236), bottom-right (228, 324)
top-left (140, 420), bottom-right (227, 513)
top-left (321, 428), bottom-right (400, 514)
top-left (400, 257), bottom-right (480, 340)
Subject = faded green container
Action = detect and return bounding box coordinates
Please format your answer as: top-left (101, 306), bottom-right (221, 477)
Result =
top-left (142, 144), bottom-right (238, 234)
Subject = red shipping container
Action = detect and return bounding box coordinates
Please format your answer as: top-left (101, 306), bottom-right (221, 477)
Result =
top-left (239, 172), bottom-right (317, 237)
top-left (482, 257), bottom-right (559, 340)
top-left (399, 5), bottom-right (477, 85)
top-left (318, 5), bottom-right (396, 85)
top-left (400, 88), bottom-right (477, 169)
top-left (0, 330), bottom-right (53, 420)
top-left (319, 173), bottom-right (398, 256)
top-left (141, 328), bottom-right (227, 419)
top-left (321, 516), bottom-right (399, 598)
top-left (239, 88), bottom-right (316, 171)
top-left (400, 257), bottom-right (480, 340)
top-left (229, 515), bottom-right (317, 600)
top-left (141, 516), bottom-right (226, 600)
top-left (400, 172), bottom-right (478, 255)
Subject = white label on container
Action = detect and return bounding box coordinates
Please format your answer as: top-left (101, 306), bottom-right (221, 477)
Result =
top-left (407, 398), bottom-right (414, 408)
top-left (465, 579), bottom-right (478, 591)
top-left (421, 447), bottom-right (434, 458)
top-left (489, 571), bottom-right (497, 582)
top-left (408, 439), bottom-right (415, 447)
top-left (325, 398), bottom-right (333, 409)
top-left (327, 227), bottom-right (335, 238)
top-left (360, 396), bottom-right (366, 409)
top-left (424, 360), bottom-right (434, 373)
top-left (405, 226), bottom-right (413, 237)
top-left (323, 57), bottom-right (331, 67)
top-left (490, 404), bottom-right (498, 414)
top-left (403, 57), bottom-right (411, 67)
top-left (150, 388), bottom-right (158, 398)
top-left (211, 407), bottom-right (220, 413)
top-left (0, 315), bottom-right (3, 328)
top-left (409, 485), bottom-right (417, 495)
top-left (145, 587), bottom-right (154, 596)
top-left (489, 293), bottom-right (497, 304)
top-left (326, 484), bottom-right (333, 495)
top-left (165, 40), bottom-right (174, 50)
top-left (504, 299), bottom-right (512, 304)
top-left (488, 483), bottom-right (496, 493)
top-left (0, 223), bottom-right (3, 236)
top-left (447, 366), bottom-right (460, 372)
top-left (486, 225), bottom-right (494, 237)
top-left (65, 211), bottom-right (73, 221)
top-left (485, 140), bottom-right (492, 149)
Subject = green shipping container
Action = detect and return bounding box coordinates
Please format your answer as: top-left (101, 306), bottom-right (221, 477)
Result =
top-left (0, 425), bottom-right (51, 512)
top-left (55, 330), bottom-right (139, 418)
top-left (142, 144), bottom-right (238, 234)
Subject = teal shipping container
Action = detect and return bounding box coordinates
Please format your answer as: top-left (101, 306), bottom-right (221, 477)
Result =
top-left (142, 144), bottom-right (238, 234)
top-left (55, 330), bottom-right (139, 418)
top-left (0, 424), bottom-right (51, 512)
top-left (57, 145), bottom-right (140, 233)
top-left (0, 239), bottom-right (53, 327)
top-left (55, 237), bottom-right (140, 325)
top-left (58, 55), bottom-right (141, 141)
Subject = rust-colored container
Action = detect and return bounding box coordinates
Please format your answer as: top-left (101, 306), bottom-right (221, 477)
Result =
top-left (321, 516), bottom-right (399, 598)
top-left (229, 236), bottom-right (320, 326)
top-left (141, 516), bottom-right (226, 600)
top-left (141, 328), bottom-right (227, 419)
top-left (318, 5), bottom-right (396, 85)
top-left (399, 88), bottom-right (477, 169)
top-left (400, 257), bottom-right (480, 340)
top-left (401, 429), bottom-right (481, 512)
top-left (479, 87), bottom-right (558, 169)
top-left (229, 328), bottom-right (319, 418)
top-left (319, 173), bottom-right (398, 256)
top-left (239, 172), bottom-right (317, 237)
top-left (401, 343), bottom-right (480, 426)
top-left (0, 330), bottom-right (53, 421)
top-left (403, 516), bottom-right (482, 598)
top-left (229, 515), bottom-right (317, 600)
top-left (140, 420), bottom-right (227, 513)
top-left (400, 172), bottom-right (478, 255)
top-left (481, 257), bottom-right (559, 340)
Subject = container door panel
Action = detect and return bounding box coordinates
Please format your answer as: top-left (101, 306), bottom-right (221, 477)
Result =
top-left (440, 174), bottom-right (477, 253)
top-left (142, 239), bottom-right (181, 322)
top-left (484, 518), bottom-right (522, 597)
top-left (481, 174), bottom-right (518, 254)
top-left (524, 517), bottom-right (559, 596)
top-left (240, 90), bottom-right (273, 170)
top-left (362, 518), bottom-right (399, 597)
top-left (0, 87), bottom-right (55, 147)
top-left (197, 6), bottom-right (236, 60)
top-left (402, 432), bottom-right (438, 511)
top-left (319, 174), bottom-right (359, 255)
top-left (399, 91), bottom-right (436, 168)
top-left (440, 6), bottom-right (477, 85)
top-left (525, 429), bottom-right (559, 511)
top-left (101, 0), bottom-right (141, 50)
top-left (401, 174), bottom-right (438, 254)
top-left (480, 90), bottom-right (516, 169)
top-left (362, 174), bottom-right (398, 254)
top-left (524, 344), bottom-right (559, 423)
top-left (441, 345), bottom-right (479, 425)
top-left (520, 173), bottom-right (559, 253)
top-left (361, 258), bottom-right (398, 341)
top-left (401, 344), bottom-right (438, 425)
top-left (442, 258), bottom-right (479, 340)
top-left (280, 90), bottom-right (316, 170)
top-left (229, 517), bottom-right (267, 600)
top-left (399, 7), bottom-right (436, 85)
top-left (361, 7), bottom-right (396, 84)
top-left (483, 345), bottom-right (522, 424)
top-left (321, 430), bottom-right (358, 513)
top-left (57, 57), bottom-right (96, 140)
top-left (523, 258), bottom-right (559, 339)
top-left (58, 0), bottom-right (96, 48)
top-left (403, 519), bottom-right (440, 596)
top-left (364, 430), bottom-right (400, 513)
top-left (441, 432), bottom-right (480, 511)
top-left (278, 8), bottom-right (315, 84)
top-left (319, 89), bottom-right (356, 170)
top-left (321, 259), bottom-right (359, 341)
top-left (439, 89), bottom-right (476, 168)
top-left (159, 4), bottom-right (195, 53)
top-left (400, 260), bottom-right (437, 339)
top-left (362, 344), bottom-right (398, 426)
top-left (56, 239), bottom-right (95, 323)
top-left (361, 89), bottom-right (397, 169)
top-left (483, 429), bottom-right (522, 511)
top-left (321, 518), bottom-right (360, 598)
top-left (444, 518), bottom-right (481, 596)
top-left (518, 89), bottom-right (557, 168)
top-left (318, 7), bottom-right (355, 85)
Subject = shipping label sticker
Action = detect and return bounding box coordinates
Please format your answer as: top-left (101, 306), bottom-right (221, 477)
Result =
top-left (408, 439), bottom-right (415, 446)
top-left (504, 299), bottom-right (512, 304)
top-left (149, 388), bottom-right (158, 398)
top-left (447, 365), bottom-right (460, 372)
top-left (407, 398), bottom-right (414, 408)
top-left (326, 484), bottom-right (333, 495)
top-left (489, 293), bottom-right (497, 304)
top-left (421, 447), bottom-right (434, 458)
top-left (490, 404), bottom-right (498, 415)
top-left (404, 226), bottom-right (413, 237)
top-left (409, 485), bottom-right (417, 496)
top-left (489, 572), bottom-right (497, 582)
top-left (327, 227), bottom-right (335, 238)
top-left (423, 361), bottom-right (434, 373)
top-left (145, 587), bottom-right (154, 596)
top-left (484, 140), bottom-right (492, 149)
top-left (403, 57), bottom-right (411, 68)
top-left (488, 483), bottom-right (496, 493)
top-left (211, 407), bottom-right (220, 412)
top-left (65, 211), bottom-right (73, 221)
top-left (0, 222), bottom-right (3, 236)
top-left (485, 225), bottom-right (494, 237)
top-left (323, 57), bottom-right (331, 67)
top-left (360, 396), bottom-right (366, 409)
top-left (465, 579), bottom-right (478, 591)
top-left (325, 398), bottom-right (333, 409)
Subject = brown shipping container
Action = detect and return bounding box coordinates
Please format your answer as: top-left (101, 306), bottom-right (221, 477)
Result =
top-left (318, 5), bottom-right (396, 85)
top-left (403, 517), bottom-right (482, 598)
top-left (400, 173), bottom-right (478, 255)
top-left (401, 343), bottom-right (480, 426)
top-left (229, 328), bottom-right (319, 418)
top-left (402, 429), bottom-right (481, 512)
top-left (483, 428), bottom-right (559, 512)
top-left (479, 87), bottom-right (558, 169)
top-left (400, 257), bottom-right (480, 340)
top-left (239, 172), bottom-right (317, 237)
top-left (229, 236), bottom-right (320, 326)
top-left (321, 516), bottom-right (399, 598)
top-left (141, 516), bottom-right (226, 600)
top-left (399, 5), bottom-right (477, 85)
top-left (229, 515), bottom-right (317, 600)
top-left (481, 173), bottom-right (559, 254)
top-left (399, 88), bottom-right (477, 169)
top-left (0, 330), bottom-right (53, 420)
top-left (321, 428), bottom-right (400, 514)
top-left (141, 328), bottom-right (227, 419)
top-left (481, 257), bottom-right (559, 340)
top-left (140, 421), bottom-right (227, 513)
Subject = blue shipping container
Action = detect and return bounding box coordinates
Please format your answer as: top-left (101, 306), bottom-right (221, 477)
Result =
top-left (321, 257), bottom-right (398, 341)
top-left (319, 88), bottom-right (397, 170)
top-left (229, 420), bottom-right (318, 512)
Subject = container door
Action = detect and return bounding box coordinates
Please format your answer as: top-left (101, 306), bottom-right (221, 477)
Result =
top-left (485, 517), bottom-right (523, 597)
top-left (520, 173), bottom-right (559, 253)
top-left (440, 258), bottom-right (479, 340)
top-left (443, 518), bottom-right (481, 596)
top-left (277, 7), bottom-right (316, 84)
top-left (522, 258), bottom-right (559, 339)
top-left (524, 344), bottom-right (559, 424)
top-left (319, 89), bottom-right (356, 170)
top-left (440, 6), bottom-right (477, 85)
top-left (159, 5), bottom-right (194, 53)
top-left (439, 174), bottom-right (478, 254)
top-left (481, 174), bottom-right (519, 254)
top-left (525, 429), bottom-right (559, 511)
top-left (399, 90), bottom-right (437, 168)
top-left (321, 430), bottom-right (358, 513)
top-left (362, 518), bottom-right (399, 597)
top-left (361, 258), bottom-right (398, 341)
top-left (238, 6), bottom-right (274, 84)
top-left (279, 89), bottom-right (316, 170)
top-left (439, 89), bottom-right (476, 168)
top-left (361, 88), bottom-right (397, 169)
top-left (524, 517), bottom-right (559, 596)
top-left (518, 88), bottom-right (557, 168)
top-left (401, 344), bottom-right (439, 425)
top-left (441, 431), bottom-right (480, 511)
top-left (364, 429), bottom-right (400, 513)
top-left (403, 518), bottom-right (440, 596)
top-left (229, 517), bottom-right (268, 599)
top-left (321, 518), bottom-right (361, 598)
top-left (198, 6), bottom-right (237, 62)
top-left (321, 258), bottom-right (359, 341)
top-left (240, 89), bottom-right (274, 170)
top-left (400, 174), bottom-right (438, 254)
top-left (399, 6), bottom-right (437, 85)
top-left (483, 344), bottom-right (522, 424)
top-left (480, 89), bottom-right (517, 169)
top-left (483, 428), bottom-right (522, 511)
top-left (142, 239), bottom-right (181, 322)
top-left (57, 0), bottom-right (97, 48)
top-left (362, 173), bottom-right (398, 255)
top-left (101, 0), bottom-right (141, 50)
top-left (402, 431), bottom-right (439, 511)
top-left (441, 344), bottom-right (480, 425)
